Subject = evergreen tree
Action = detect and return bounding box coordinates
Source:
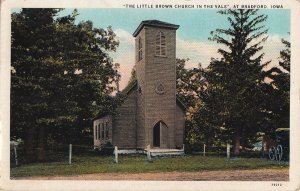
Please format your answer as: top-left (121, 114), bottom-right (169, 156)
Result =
top-left (200, 9), bottom-right (270, 155)
top-left (264, 38), bottom-right (290, 130)
top-left (11, 8), bottom-right (119, 162)
top-left (122, 66), bottom-right (137, 93)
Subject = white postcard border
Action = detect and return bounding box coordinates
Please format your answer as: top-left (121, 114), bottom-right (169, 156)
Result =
top-left (1, 0), bottom-right (299, 190)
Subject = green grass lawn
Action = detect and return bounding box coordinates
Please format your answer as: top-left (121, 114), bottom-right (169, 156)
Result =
top-left (11, 154), bottom-right (289, 177)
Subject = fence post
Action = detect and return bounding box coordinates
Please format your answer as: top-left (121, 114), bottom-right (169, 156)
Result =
top-left (182, 144), bottom-right (185, 152)
top-left (114, 146), bottom-right (118, 164)
top-left (226, 143), bottom-right (230, 159)
top-left (203, 144), bottom-right (206, 157)
top-left (69, 144), bottom-right (72, 165)
top-left (13, 144), bottom-right (18, 166)
top-left (147, 145), bottom-right (151, 161)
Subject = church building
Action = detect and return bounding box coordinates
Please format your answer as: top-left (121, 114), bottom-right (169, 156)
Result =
top-left (93, 20), bottom-right (186, 151)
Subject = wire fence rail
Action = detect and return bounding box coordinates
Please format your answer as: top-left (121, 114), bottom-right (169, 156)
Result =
top-left (188, 144), bottom-right (266, 159)
top-left (10, 143), bottom-right (96, 167)
top-left (10, 143), bottom-right (268, 167)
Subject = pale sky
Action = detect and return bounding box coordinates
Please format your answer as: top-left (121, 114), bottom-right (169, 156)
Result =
top-left (14, 8), bottom-right (290, 90)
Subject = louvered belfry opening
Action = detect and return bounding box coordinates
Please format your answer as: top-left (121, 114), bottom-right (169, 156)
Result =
top-left (155, 31), bottom-right (166, 56)
top-left (138, 37), bottom-right (143, 61)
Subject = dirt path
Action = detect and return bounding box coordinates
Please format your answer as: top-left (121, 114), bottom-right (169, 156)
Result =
top-left (16, 168), bottom-right (288, 181)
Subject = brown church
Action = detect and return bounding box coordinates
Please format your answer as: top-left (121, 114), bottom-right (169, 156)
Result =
top-left (93, 20), bottom-right (186, 152)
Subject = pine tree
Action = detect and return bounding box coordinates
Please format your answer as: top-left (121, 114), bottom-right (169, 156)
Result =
top-left (264, 38), bottom-right (290, 130)
top-left (201, 9), bottom-right (269, 155)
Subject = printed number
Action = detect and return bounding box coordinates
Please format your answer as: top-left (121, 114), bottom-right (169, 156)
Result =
top-left (272, 183), bottom-right (282, 186)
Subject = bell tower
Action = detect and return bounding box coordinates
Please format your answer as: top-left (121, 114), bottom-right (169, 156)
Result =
top-left (133, 20), bottom-right (179, 149)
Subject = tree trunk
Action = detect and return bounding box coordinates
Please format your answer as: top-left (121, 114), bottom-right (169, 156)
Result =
top-left (25, 126), bottom-right (36, 162)
top-left (37, 126), bottom-right (46, 161)
top-left (234, 130), bottom-right (240, 156)
top-left (241, 128), bottom-right (246, 151)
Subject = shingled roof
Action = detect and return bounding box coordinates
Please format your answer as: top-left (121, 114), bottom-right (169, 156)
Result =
top-left (133, 20), bottom-right (179, 37)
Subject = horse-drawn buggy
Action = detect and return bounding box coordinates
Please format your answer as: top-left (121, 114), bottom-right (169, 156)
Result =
top-left (268, 128), bottom-right (289, 161)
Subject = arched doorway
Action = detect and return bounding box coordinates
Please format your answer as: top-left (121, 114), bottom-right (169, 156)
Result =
top-left (153, 122), bottom-right (160, 147)
top-left (153, 121), bottom-right (168, 148)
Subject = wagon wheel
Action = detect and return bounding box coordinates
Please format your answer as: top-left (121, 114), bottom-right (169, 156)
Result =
top-left (276, 145), bottom-right (283, 161)
top-left (268, 146), bottom-right (277, 161)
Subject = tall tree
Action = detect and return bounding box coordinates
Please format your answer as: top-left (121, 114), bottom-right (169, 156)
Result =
top-left (11, 9), bottom-right (61, 161)
top-left (264, 38), bottom-right (290, 130)
top-left (176, 58), bottom-right (206, 108)
top-left (176, 59), bottom-right (208, 148)
top-left (200, 9), bottom-right (270, 155)
top-left (11, 8), bottom-right (119, 162)
top-left (122, 66), bottom-right (137, 93)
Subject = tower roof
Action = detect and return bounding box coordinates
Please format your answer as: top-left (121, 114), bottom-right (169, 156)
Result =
top-left (133, 20), bottom-right (179, 37)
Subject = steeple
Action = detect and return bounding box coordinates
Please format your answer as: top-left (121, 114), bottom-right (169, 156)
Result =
top-left (133, 20), bottom-right (179, 149)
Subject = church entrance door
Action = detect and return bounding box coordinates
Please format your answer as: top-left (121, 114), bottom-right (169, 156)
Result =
top-left (153, 122), bottom-right (160, 147)
top-left (153, 121), bottom-right (168, 148)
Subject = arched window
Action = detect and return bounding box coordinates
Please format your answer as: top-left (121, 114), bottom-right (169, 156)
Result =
top-left (155, 32), bottom-right (166, 56)
top-left (101, 123), bottom-right (105, 139)
top-left (106, 122), bottom-right (109, 139)
top-left (138, 37), bottom-right (143, 61)
top-left (96, 125), bottom-right (99, 140)
top-left (98, 124), bottom-right (101, 140)
top-left (95, 125), bottom-right (98, 140)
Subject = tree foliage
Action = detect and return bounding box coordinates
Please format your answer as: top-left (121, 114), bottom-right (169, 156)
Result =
top-left (11, 8), bottom-right (119, 161)
top-left (264, 38), bottom-right (290, 131)
top-left (196, 9), bottom-right (270, 155)
top-left (176, 10), bottom-right (290, 155)
top-left (176, 58), bottom-right (207, 108)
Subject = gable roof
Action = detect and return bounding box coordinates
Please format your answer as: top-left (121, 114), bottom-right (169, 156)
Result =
top-left (133, 20), bottom-right (179, 37)
top-left (122, 79), bottom-right (187, 111)
top-left (176, 95), bottom-right (187, 111)
top-left (122, 80), bottom-right (137, 95)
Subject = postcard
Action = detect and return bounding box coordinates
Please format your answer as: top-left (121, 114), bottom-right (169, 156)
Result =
top-left (0, 0), bottom-right (300, 190)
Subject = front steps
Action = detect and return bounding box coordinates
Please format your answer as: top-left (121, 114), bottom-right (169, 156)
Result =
top-left (116, 148), bottom-right (185, 156)
top-left (148, 149), bottom-right (185, 156)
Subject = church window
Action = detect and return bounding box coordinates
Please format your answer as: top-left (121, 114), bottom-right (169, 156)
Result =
top-left (95, 125), bottom-right (98, 140)
top-left (106, 122), bottom-right (109, 139)
top-left (138, 37), bottom-right (143, 61)
top-left (155, 31), bottom-right (166, 56)
top-left (98, 124), bottom-right (101, 140)
top-left (102, 123), bottom-right (105, 139)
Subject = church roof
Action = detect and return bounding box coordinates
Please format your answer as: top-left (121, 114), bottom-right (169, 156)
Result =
top-left (176, 96), bottom-right (187, 111)
top-left (133, 20), bottom-right (179, 37)
top-left (122, 80), bottom-right (187, 111)
top-left (122, 80), bottom-right (137, 95)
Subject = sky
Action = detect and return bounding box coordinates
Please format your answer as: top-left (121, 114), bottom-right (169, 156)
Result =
top-left (14, 8), bottom-right (291, 90)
